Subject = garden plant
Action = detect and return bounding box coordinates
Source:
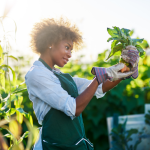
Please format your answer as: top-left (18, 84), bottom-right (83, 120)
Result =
top-left (0, 16), bottom-right (39, 150)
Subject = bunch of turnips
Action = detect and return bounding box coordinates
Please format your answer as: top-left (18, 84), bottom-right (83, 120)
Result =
top-left (106, 26), bottom-right (145, 74)
top-left (91, 26), bottom-right (145, 83)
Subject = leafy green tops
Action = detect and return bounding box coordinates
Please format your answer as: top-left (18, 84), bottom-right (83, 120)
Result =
top-left (106, 26), bottom-right (145, 60)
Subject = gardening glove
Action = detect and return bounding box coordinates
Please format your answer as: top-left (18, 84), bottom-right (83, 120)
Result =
top-left (121, 45), bottom-right (139, 79)
top-left (91, 63), bottom-right (134, 83)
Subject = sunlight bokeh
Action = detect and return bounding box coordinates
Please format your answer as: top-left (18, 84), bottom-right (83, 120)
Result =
top-left (0, 0), bottom-right (150, 63)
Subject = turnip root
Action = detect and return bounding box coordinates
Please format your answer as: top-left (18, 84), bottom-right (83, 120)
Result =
top-left (120, 64), bottom-right (130, 73)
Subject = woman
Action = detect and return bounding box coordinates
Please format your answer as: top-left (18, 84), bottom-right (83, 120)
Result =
top-left (25, 17), bottom-right (139, 150)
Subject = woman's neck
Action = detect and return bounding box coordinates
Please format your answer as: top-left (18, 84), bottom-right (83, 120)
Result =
top-left (40, 53), bottom-right (54, 69)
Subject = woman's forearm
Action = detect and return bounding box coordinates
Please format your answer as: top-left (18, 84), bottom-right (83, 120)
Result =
top-left (75, 78), bottom-right (122, 116)
top-left (102, 79), bottom-right (122, 93)
top-left (75, 77), bottom-right (98, 116)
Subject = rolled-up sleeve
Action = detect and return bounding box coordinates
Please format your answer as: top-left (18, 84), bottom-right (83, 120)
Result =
top-left (26, 68), bottom-right (76, 119)
top-left (73, 77), bottom-right (105, 99)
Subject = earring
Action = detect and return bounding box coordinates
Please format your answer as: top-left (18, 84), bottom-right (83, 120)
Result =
top-left (49, 47), bottom-right (52, 49)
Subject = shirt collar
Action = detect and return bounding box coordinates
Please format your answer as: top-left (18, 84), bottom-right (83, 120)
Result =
top-left (33, 60), bottom-right (61, 73)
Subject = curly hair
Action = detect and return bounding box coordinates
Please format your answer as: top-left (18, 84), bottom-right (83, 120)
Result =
top-left (30, 17), bottom-right (83, 54)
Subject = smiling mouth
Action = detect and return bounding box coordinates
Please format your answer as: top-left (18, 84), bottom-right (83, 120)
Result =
top-left (63, 58), bottom-right (68, 63)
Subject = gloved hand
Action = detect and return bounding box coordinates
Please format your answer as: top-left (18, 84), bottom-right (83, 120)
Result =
top-left (121, 45), bottom-right (139, 79)
top-left (91, 63), bottom-right (135, 84)
top-left (106, 63), bottom-right (135, 81)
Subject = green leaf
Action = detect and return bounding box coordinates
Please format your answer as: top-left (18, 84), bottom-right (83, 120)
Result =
top-left (120, 30), bottom-right (127, 40)
top-left (126, 129), bottom-right (138, 139)
top-left (107, 37), bottom-right (118, 42)
top-left (16, 108), bottom-right (33, 126)
top-left (136, 45), bottom-right (146, 58)
top-left (107, 28), bottom-right (119, 38)
top-left (17, 131), bottom-right (29, 144)
top-left (132, 38), bottom-right (144, 46)
top-left (0, 69), bottom-right (5, 89)
top-left (136, 44), bottom-right (144, 52)
top-left (0, 45), bottom-right (4, 65)
top-left (138, 40), bottom-right (149, 49)
top-left (115, 44), bottom-right (123, 55)
top-left (14, 96), bottom-right (23, 108)
top-left (16, 108), bottom-right (28, 115)
top-left (6, 108), bottom-right (16, 116)
top-left (121, 28), bottom-right (130, 36)
top-left (111, 40), bottom-right (119, 50)
top-left (113, 50), bottom-right (122, 56)
top-left (113, 26), bottom-right (123, 38)
top-left (111, 128), bottom-right (119, 135)
top-left (12, 88), bottom-right (27, 94)
top-left (107, 37), bottom-right (126, 43)
top-left (127, 36), bottom-right (132, 45)
top-left (1, 64), bottom-right (16, 87)
top-left (4, 133), bottom-right (13, 139)
top-left (129, 29), bottom-right (134, 36)
top-left (8, 55), bottom-right (18, 61)
top-left (24, 131), bottom-right (29, 138)
top-left (106, 44), bottom-right (123, 60)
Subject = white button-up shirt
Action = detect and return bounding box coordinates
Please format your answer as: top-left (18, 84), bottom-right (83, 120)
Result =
top-left (25, 60), bottom-right (105, 149)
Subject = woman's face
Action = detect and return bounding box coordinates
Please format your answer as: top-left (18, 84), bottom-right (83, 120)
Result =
top-left (51, 39), bottom-right (73, 67)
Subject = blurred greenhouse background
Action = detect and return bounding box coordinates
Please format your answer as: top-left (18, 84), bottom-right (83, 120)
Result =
top-left (0, 0), bottom-right (150, 150)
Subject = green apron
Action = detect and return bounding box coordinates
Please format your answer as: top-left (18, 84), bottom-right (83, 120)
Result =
top-left (39, 58), bottom-right (94, 150)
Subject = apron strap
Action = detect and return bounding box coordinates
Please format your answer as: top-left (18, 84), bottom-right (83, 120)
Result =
top-left (39, 58), bottom-right (53, 71)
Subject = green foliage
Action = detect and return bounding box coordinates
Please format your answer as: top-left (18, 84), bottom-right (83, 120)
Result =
top-left (0, 16), bottom-right (38, 150)
top-left (57, 48), bottom-right (150, 150)
top-left (106, 26), bottom-right (145, 60)
top-left (145, 110), bottom-right (150, 125)
top-left (110, 116), bottom-right (141, 150)
top-left (0, 43), bottom-right (38, 149)
top-left (138, 40), bottom-right (149, 49)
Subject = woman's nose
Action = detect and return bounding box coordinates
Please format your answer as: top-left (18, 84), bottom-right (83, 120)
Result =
top-left (67, 50), bottom-right (72, 58)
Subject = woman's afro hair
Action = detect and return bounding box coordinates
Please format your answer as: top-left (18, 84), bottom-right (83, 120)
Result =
top-left (30, 17), bottom-right (83, 54)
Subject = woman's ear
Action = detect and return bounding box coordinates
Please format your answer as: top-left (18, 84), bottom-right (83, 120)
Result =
top-left (49, 44), bottom-right (54, 50)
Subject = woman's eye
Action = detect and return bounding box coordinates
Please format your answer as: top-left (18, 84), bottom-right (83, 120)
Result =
top-left (66, 46), bottom-right (69, 50)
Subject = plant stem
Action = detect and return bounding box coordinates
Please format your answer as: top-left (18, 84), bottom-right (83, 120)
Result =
top-left (10, 140), bottom-right (11, 148)
top-left (6, 48), bottom-right (11, 109)
top-left (125, 141), bottom-right (130, 150)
